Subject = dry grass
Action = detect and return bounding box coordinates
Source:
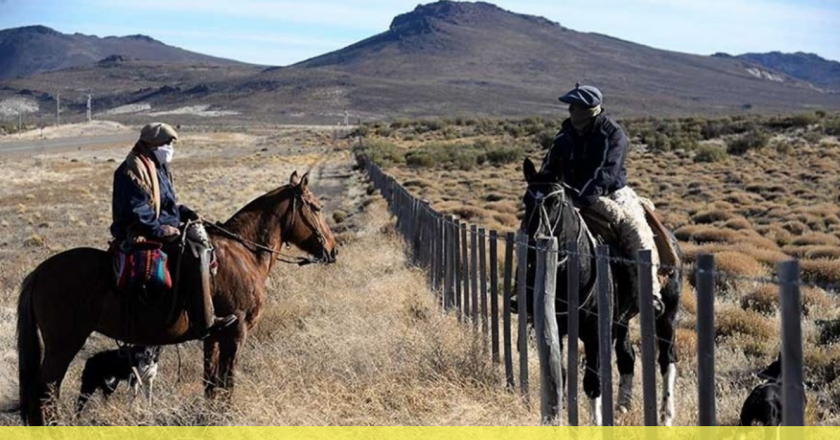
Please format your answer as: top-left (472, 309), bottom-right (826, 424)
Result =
top-left (0, 129), bottom-right (537, 426)
top-left (362, 120), bottom-right (840, 425)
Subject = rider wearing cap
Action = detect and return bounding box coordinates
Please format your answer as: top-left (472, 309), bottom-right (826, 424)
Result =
top-left (111, 122), bottom-right (237, 339)
top-left (540, 84), bottom-right (663, 316)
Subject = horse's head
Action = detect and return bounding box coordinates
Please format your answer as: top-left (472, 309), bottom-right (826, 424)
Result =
top-left (521, 157), bottom-right (577, 241)
top-left (282, 170), bottom-right (338, 264)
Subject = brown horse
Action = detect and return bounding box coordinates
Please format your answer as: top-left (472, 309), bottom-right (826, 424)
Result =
top-left (17, 170), bottom-right (337, 425)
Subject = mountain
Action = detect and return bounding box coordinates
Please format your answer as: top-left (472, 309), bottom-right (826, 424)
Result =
top-left (1, 2), bottom-right (839, 123)
top-left (733, 52), bottom-right (840, 92)
top-left (0, 25), bottom-right (248, 80)
top-left (287, 1), bottom-right (840, 117)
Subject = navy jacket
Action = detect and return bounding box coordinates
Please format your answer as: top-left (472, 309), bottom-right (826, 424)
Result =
top-left (110, 156), bottom-right (194, 240)
top-left (540, 112), bottom-right (629, 206)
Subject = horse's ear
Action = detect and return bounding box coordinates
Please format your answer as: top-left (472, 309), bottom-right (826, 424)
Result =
top-left (300, 172), bottom-right (310, 191)
top-left (523, 157), bottom-right (537, 182)
top-left (290, 170), bottom-right (300, 186)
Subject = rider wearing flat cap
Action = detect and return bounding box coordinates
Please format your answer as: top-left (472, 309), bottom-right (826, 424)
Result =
top-left (540, 84), bottom-right (664, 315)
top-left (111, 122), bottom-right (237, 339)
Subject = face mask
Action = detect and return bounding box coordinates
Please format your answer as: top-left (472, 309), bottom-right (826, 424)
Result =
top-left (153, 143), bottom-right (175, 164)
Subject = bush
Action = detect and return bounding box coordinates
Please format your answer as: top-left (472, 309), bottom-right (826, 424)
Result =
top-left (536, 128), bottom-right (557, 150)
top-left (402, 140), bottom-right (523, 171)
top-left (353, 140), bottom-right (405, 166)
top-left (693, 144), bottom-right (727, 163)
top-left (824, 118), bottom-right (840, 136)
top-left (790, 112), bottom-right (820, 128)
top-left (727, 131), bottom-right (771, 155)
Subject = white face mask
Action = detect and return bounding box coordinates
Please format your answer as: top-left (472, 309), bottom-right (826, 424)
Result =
top-left (153, 143), bottom-right (175, 164)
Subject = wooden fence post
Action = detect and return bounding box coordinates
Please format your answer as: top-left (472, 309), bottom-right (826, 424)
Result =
top-left (461, 223), bottom-right (470, 320)
top-left (566, 240), bottom-right (580, 426)
top-left (444, 217), bottom-right (453, 310)
top-left (516, 230), bottom-right (530, 402)
top-left (471, 225), bottom-right (479, 326)
top-left (637, 250), bottom-right (658, 426)
top-left (596, 244), bottom-right (613, 426)
top-left (779, 260), bottom-right (805, 426)
top-left (490, 230), bottom-right (500, 364)
top-left (534, 237), bottom-right (563, 425)
top-left (696, 254), bottom-right (716, 426)
top-left (503, 232), bottom-right (515, 389)
top-left (480, 228), bottom-right (489, 337)
top-left (454, 220), bottom-right (462, 316)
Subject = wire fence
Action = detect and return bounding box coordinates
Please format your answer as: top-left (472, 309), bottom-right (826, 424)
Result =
top-left (358, 155), bottom-right (808, 427)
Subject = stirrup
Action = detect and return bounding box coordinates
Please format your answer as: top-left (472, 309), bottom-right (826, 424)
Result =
top-left (653, 297), bottom-right (665, 319)
top-left (193, 315), bottom-right (238, 340)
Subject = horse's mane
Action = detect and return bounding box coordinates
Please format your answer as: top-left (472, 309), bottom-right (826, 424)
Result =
top-left (220, 184), bottom-right (294, 238)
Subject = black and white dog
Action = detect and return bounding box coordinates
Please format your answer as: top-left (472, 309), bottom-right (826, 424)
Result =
top-left (740, 356), bottom-right (806, 426)
top-left (76, 345), bottom-right (161, 414)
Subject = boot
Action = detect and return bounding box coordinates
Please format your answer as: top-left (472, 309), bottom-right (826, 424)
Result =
top-left (186, 242), bottom-right (238, 340)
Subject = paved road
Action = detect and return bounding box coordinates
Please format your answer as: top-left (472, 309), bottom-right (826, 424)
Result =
top-left (0, 134), bottom-right (135, 156)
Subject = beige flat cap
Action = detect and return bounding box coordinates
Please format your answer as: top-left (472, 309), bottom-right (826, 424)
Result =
top-left (139, 122), bottom-right (179, 148)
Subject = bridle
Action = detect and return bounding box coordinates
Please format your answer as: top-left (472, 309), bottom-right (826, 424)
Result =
top-left (282, 186), bottom-right (327, 252)
top-left (205, 186), bottom-right (330, 266)
top-left (524, 182), bottom-right (578, 267)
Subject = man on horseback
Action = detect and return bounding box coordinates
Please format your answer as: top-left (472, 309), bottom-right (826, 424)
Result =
top-left (540, 84), bottom-right (664, 316)
top-left (111, 122), bottom-right (237, 339)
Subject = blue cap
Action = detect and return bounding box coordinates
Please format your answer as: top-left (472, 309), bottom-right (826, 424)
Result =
top-left (558, 83), bottom-right (603, 107)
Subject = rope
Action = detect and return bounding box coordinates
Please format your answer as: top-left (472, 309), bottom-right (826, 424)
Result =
top-left (203, 221), bottom-right (317, 267)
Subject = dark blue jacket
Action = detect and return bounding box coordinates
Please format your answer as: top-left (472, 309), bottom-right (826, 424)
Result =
top-left (540, 112), bottom-right (629, 206)
top-left (110, 156), bottom-right (194, 240)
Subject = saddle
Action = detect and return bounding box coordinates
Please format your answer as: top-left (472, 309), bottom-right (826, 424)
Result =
top-left (113, 240), bottom-right (173, 297)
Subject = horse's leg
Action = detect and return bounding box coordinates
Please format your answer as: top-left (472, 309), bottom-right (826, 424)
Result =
top-left (656, 308), bottom-right (678, 426)
top-left (581, 323), bottom-right (602, 426)
top-left (217, 324), bottom-right (246, 397)
top-left (40, 336), bottom-right (88, 425)
top-left (203, 336), bottom-right (221, 399)
top-left (614, 323), bottom-right (636, 413)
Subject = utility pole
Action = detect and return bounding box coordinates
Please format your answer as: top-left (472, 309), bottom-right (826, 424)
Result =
top-left (56, 92), bottom-right (61, 126)
top-left (344, 109), bottom-right (349, 126)
top-left (18, 109), bottom-right (22, 137)
top-left (86, 93), bottom-right (92, 123)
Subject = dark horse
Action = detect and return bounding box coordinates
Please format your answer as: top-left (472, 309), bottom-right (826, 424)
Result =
top-left (521, 158), bottom-right (681, 425)
top-left (17, 170), bottom-right (337, 425)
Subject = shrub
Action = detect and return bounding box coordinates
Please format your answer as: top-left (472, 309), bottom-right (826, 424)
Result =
top-left (790, 112), bottom-right (820, 128)
top-left (740, 284), bottom-right (778, 316)
top-left (536, 128), bottom-right (557, 150)
top-left (800, 259), bottom-right (840, 286)
top-left (792, 233), bottom-right (840, 246)
top-left (354, 140), bottom-right (405, 166)
top-left (693, 144), bottom-right (727, 163)
top-left (692, 209), bottom-right (734, 224)
top-left (824, 118), bottom-right (840, 136)
top-left (727, 131), bottom-right (771, 155)
top-left (724, 217), bottom-right (752, 230)
top-left (716, 307), bottom-right (775, 341)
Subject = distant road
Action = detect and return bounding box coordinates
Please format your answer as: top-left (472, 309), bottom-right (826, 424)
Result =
top-left (0, 134), bottom-right (135, 156)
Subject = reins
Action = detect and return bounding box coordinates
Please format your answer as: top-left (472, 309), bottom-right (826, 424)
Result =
top-left (202, 187), bottom-right (326, 267)
top-left (203, 221), bottom-right (317, 267)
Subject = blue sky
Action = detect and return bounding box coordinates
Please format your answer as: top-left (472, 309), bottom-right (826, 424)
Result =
top-left (1, 0), bottom-right (838, 66)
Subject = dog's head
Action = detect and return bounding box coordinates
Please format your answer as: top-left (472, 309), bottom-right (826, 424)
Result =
top-left (134, 346), bottom-right (161, 373)
top-left (757, 355), bottom-right (781, 382)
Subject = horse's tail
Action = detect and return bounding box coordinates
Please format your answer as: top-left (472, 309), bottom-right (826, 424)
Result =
top-left (17, 270), bottom-right (41, 425)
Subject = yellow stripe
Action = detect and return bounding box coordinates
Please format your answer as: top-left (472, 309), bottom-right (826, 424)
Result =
top-left (0, 427), bottom-right (833, 440)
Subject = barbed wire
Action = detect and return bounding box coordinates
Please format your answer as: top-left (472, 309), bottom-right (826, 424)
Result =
top-left (364, 161), bottom-right (839, 292)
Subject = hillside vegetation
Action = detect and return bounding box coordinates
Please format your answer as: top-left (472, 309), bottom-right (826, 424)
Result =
top-left (355, 111), bottom-right (840, 424)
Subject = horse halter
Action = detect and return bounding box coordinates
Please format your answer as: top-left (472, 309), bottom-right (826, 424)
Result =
top-left (525, 183), bottom-right (572, 267)
top-left (281, 187), bottom-right (327, 250)
top-left (526, 184), bottom-right (568, 238)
